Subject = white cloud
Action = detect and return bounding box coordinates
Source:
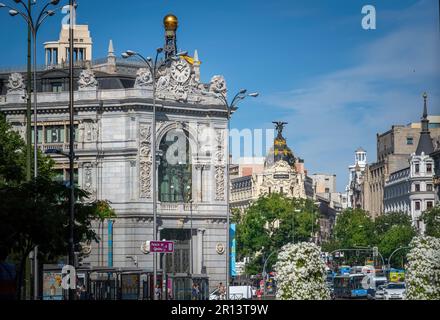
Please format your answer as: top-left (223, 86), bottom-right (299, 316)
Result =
top-left (260, 0), bottom-right (440, 191)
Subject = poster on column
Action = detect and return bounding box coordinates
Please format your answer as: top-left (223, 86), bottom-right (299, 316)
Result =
top-left (230, 223), bottom-right (237, 277)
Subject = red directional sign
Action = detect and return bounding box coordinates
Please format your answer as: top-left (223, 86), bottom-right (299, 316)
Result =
top-left (149, 241), bottom-right (175, 253)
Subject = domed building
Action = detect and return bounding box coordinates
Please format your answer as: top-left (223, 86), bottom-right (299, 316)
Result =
top-left (231, 122), bottom-right (313, 213)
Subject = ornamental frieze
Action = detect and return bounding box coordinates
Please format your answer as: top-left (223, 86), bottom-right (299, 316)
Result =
top-left (139, 124), bottom-right (152, 198)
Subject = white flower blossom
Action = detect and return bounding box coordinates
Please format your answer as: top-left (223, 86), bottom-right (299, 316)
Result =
top-left (405, 236), bottom-right (440, 300)
top-left (274, 242), bottom-right (330, 300)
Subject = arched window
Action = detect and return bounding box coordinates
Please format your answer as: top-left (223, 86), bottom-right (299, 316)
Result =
top-left (158, 128), bottom-right (192, 203)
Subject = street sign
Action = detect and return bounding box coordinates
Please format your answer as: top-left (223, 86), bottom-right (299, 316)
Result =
top-left (149, 240), bottom-right (175, 253)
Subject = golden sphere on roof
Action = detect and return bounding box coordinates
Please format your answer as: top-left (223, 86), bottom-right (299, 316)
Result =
top-left (164, 14), bottom-right (178, 31)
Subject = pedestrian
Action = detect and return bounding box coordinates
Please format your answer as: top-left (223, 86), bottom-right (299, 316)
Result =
top-left (191, 283), bottom-right (197, 300)
top-left (79, 285), bottom-right (87, 300)
top-left (218, 282), bottom-right (226, 300)
top-left (154, 284), bottom-right (161, 300)
top-left (196, 284), bottom-right (201, 300)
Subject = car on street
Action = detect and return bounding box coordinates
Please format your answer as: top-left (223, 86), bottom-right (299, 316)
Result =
top-left (383, 282), bottom-right (406, 300)
top-left (372, 284), bottom-right (386, 300)
top-left (209, 286), bottom-right (253, 300)
top-left (367, 276), bottom-right (387, 300)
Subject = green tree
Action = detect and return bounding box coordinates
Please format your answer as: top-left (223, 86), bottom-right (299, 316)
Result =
top-left (0, 177), bottom-right (109, 299)
top-left (326, 208), bottom-right (375, 265)
top-left (374, 212), bottom-right (416, 268)
top-left (0, 113), bottom-right (115, 299)
top-left (333, 208), bottom-right (375, 248)
top-left (422, 206), bottom-right (440, 238)
top-left (236, 193), bottom-right (319, 275)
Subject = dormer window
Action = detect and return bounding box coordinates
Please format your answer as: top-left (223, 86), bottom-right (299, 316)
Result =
top-left (415, 164), bottom-right (420, 174)
top-left (427, 163), bottom-right (432, 174)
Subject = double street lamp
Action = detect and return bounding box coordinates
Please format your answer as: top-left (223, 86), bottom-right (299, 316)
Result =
top-left (218, 89), bottom-right (258, 299)
top-left (0, 0), bottom-right (64, 179)
top-left (121, 48), bottom-right (187, 300)
top-left (1, 0), bottom-right (68, 301)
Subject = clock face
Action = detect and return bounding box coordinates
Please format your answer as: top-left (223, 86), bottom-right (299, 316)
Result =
top-left (170, 60), bottom-right (191, 83)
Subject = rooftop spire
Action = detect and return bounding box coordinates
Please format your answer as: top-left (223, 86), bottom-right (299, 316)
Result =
top-left (108, 39), bottom-right (115, 57)
top-left (415, 92), bottom-right (433, 155)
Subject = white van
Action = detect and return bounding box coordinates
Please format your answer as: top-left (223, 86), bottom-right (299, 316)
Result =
top-left (209, 286), bottom-right (253, 300)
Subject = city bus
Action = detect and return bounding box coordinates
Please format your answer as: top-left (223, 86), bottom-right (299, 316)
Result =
top-left (333, 274), bottom-right (368, 299)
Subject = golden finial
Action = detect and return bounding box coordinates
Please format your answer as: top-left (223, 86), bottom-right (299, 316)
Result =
top-left (163, 14), bottom-right (178, 31)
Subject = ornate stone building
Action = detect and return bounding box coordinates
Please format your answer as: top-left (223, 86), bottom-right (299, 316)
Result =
top-left (345, 148), bottom-right (367, 209)
top-left (361, 98), bottom-right (440, 219)
top-left (0, 16), bottom-right (232, 292)
top-left (230, 122), bottom-right (312, 213)
top-left (383, 94), bottom-right (436, 232)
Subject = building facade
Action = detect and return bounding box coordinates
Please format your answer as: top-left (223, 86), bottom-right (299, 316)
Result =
top-left (230, 122), bottom-right (311, 213)
top-left (1, 16), bottom-right (233, 291)
top-left (345, 148), bottom-right (367, 209)
top-left (383, 94), bottom-right (436, 232)
top-left (362, 104), bottom-right (440, 218)
top-left (432, 147), bottom-right (440, 205)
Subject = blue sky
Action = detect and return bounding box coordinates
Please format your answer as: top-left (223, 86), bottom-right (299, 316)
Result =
top-left (1, 0), bottom-right (439, 192)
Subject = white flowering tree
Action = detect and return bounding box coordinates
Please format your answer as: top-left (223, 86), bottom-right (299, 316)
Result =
top-left (405, 236), bottom-right (440, 300)
top-left (274, 242), bottom-right (330, 300)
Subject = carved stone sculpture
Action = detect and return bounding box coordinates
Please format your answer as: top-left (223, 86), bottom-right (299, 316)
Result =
top-left (78, 68), bottom-right (98, 90)
top-left (7, 73), bottom-right (25, 93)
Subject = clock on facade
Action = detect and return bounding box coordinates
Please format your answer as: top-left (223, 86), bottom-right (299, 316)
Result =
top-left (170, 59), bottom-right (191, 83)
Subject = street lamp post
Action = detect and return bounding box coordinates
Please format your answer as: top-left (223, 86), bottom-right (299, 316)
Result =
top-left (1, 0), bottom-right (63, 300)
top-left (122, 49), bottom-right (187, 300)
top-left (262, 250), bottom-right (277, 299)
top-left (387, 246), bottom-right (410, 271)
top-left (218, 90), bottom-right (258, 299)
top-left (1, 0), bottom-right (62, 178)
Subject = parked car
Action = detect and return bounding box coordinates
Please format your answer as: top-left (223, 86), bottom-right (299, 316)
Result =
top-left (383, 283), bottom-right (406, 300)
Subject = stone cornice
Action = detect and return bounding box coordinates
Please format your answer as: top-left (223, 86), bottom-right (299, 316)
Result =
top-left (1, 98), bottom-right (228, 118)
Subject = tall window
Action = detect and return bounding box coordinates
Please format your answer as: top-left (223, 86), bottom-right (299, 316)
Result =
top-left (52, 82), bottom-right (63, 93)
top-left (415, 201), bottom-right (421, 211)
top-left (427, 201), bottom-right (433, 210)
top-left (45, 126), bottom-right (65, 143)
top-left (415, 164), bottom-right (420, 174)
top-left (158, 129), bottom-right (192, 203)
top-left (427, 164), bottom-right (432, 174)
top-left (415, 184), bottom-right (420, 192)
top-left (31, 126), bottom-right (43, 144)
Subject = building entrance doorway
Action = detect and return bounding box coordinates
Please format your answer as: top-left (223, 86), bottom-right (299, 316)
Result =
top-left (160, 229), bottom-right (191, 274)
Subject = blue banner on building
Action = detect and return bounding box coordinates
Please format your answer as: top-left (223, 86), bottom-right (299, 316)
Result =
top-left (230, 223), bottom-right (237, 277)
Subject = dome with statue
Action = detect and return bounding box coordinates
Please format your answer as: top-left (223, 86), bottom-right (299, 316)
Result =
top-left (265, 121), bottom-right (296, 168)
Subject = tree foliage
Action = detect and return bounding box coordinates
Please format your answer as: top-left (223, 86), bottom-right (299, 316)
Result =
top-left (323, 209), bottom-right (416, 267)
top-left (236, 193), bottom-right (319, 275)
top-left (0, 113), bottom-right (53, 186)
top-left (0, 113), bottom-right (115, 299)
top-left (374, 212), bottom-right (416, 268)
top-left (333, 208), bottom-right (375, 248)
top-left (422, 206), bottom-right (440, 239)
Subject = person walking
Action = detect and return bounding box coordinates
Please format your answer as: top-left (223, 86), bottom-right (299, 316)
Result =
top-left (191, 283), bottom-right (198, 300)
top-left (218, 282), bottom-right (226, 300)
top-left (154, 284), bottom-right (161, 300)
